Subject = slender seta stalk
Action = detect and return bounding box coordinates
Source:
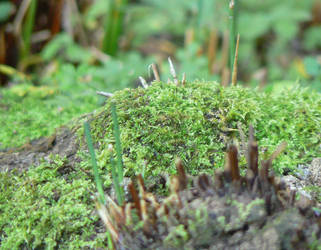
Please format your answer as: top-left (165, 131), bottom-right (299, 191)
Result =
top-left (229, 0), bottom-right (238, 77)
top-left (21, 0), bottom-right (37, 60)
top-left (102, 0), bottom-right (128, 56)
top-left (84, 121), bottom-right (105, 204)
top-left (111, 102), bottom-right (124, 184)
top-left (231, 34), bottom-right (240, 86)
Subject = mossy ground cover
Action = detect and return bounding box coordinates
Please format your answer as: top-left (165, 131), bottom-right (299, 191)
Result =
top-left (0, 83), bottom-right (101, 150)
top-left (1, 81), bottom-right (320, 249)
top-left (0, 155), bottom-right (107, 249)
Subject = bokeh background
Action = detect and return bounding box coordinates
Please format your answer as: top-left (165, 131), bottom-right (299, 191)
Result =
top-left (1, 0), bottom-right (320, 88)
top-left (0, 0), bottom-right (321, 148)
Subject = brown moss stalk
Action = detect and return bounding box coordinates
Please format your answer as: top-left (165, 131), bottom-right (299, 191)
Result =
top-left (207, 29), bottom-right (218, 74)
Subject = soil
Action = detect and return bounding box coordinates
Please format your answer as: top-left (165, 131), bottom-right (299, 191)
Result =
top-left (0, 126), bottom-right (79, 172)
top-left (283, 158), bottom-right (321, 202)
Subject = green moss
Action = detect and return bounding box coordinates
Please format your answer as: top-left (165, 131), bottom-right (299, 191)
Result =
top-left (88, 81), bottom-right (321, 176)
top-left (0, 83), bottom-right (100, 149)
top-left (1, 81), bottom-right (320, 248)
top-left (0, 155), bottom-right (106, 249)
top-left (164, 224), bottom-right (189, 248)
top-left (304, 185), bottom-right (321, 203)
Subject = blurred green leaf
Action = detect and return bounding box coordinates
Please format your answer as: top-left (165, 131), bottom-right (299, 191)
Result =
top-left (304, 26), bottom-right (321, 50)
top-left (41, 33), bottom-right (92, 63)
top-left (239, 13), bottom-right (271, 40)
top-left (83, 0), bottom-right (108, 29)
top-left (0, 2), bottom-right (14, 22)
top-left (304, 57), bottom-right (321, 77)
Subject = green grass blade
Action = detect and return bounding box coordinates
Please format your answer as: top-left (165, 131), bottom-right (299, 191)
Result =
top-left (111, 102), bottom-right (124, 184)
top-left (109, 145), bottom-right (124, 205)
top-left (84, 121), bottom-right (105, 204)
top-left (21, 0), bottom-right (38, 59)
top-left (107, 231), bottom-right (114, 250)
top-left (102, 0), bottom-right (128, 56)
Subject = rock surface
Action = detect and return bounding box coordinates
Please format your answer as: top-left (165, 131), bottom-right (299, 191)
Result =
top-left (0, 126), bottom-right (79, 172)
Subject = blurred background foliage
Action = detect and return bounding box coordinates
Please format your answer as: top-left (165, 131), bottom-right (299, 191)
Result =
top-left (0, 0), bottom-right (320, 88)
top-left (0, 0), bottom-right (320, 148)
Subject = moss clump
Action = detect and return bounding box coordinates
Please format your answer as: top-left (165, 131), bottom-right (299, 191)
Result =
top-left (88, 81), bottom-right (321, 176)
top-left (0, 83), bottom-right (100, 149)
top-left (0, 155), bottom-right (106, 249)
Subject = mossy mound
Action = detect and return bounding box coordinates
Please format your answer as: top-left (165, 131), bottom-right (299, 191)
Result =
top-left (88, 81), bottom-right (321, 178)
